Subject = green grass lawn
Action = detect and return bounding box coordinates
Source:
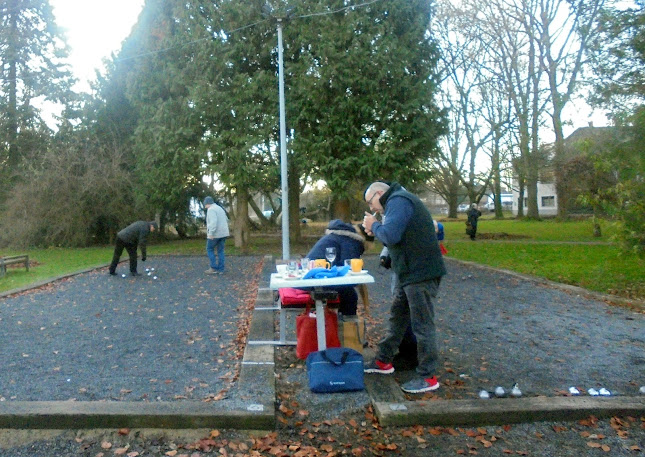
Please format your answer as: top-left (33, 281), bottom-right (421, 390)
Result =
top-left (445, 242), bottom-right (643, 299)
top-left (1, 219), bottom-right (643, 300)
top-left (438, 216), bottom-right (615, 242)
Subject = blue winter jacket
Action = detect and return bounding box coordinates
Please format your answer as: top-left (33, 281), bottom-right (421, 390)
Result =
top-left (307, 220), bottom-right (366, 266)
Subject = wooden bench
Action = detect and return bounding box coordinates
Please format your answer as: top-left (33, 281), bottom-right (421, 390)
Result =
top-left (0, 255), bottom-right (29, 277)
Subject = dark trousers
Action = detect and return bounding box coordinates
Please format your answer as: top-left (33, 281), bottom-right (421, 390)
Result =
top-left (337, 286), bottom-right (358, 316)
top-left (109, 238), bottom-right (138, 274)
top-left (377, 278), bottom-right (441, 377)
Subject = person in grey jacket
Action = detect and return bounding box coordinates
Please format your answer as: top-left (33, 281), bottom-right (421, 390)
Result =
top-left (109, 221), bottom-right (157, 276)
top-left (363, 181), bottom-right (446, 394)
top-left (204, 196), bottom-right (230, 274)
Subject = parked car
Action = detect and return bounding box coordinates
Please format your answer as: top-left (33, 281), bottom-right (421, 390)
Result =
top-left (457, 203), bottom-right (470, 212)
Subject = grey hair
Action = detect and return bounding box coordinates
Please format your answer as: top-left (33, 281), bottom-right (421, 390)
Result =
top-left (365, 182), bottom-right (390, 199)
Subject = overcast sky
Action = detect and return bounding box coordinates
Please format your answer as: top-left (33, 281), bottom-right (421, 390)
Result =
top-left (50, 0), bottom-right (145, 91)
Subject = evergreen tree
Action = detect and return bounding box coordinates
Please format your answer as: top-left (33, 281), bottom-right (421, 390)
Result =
top-left (0, 0), bottom-right (74, 190)
top-left (285, 0), bottom-right (446, 218)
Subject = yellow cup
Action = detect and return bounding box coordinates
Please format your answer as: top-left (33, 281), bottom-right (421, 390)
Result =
top-left (314, 259), bottom-right (331, 269)
top-left (350, 258), bottom-right (364, 273)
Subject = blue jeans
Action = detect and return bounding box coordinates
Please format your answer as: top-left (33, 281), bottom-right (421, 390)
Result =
top-left (206, 237), bottom-right (226, 271)
top-left (376, 278), bottom-right (441, 377)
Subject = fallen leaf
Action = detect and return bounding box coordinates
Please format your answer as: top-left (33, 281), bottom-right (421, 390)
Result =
top-left (101, 442), bottom-right (112, 450)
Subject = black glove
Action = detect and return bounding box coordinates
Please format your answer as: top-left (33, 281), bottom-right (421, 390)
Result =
top-left (380, 255), bottom-right (391, 269)
top-left (141, 256), bottom-right (146, 262)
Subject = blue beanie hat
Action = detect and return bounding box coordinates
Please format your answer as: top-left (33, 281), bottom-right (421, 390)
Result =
top-left (204, 196), bottom-right (214, 206)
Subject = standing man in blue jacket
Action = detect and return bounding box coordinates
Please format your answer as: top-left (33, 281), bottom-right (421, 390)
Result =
top-left (204, 196), bottom-right (230, 275)
top-left (362, 181), bottom-right (446, 393)
top-left (109, 221), bottom-right (157, 277)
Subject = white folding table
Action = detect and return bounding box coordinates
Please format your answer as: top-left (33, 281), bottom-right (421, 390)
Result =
top-left (269, 272), bottom-right (375, 350)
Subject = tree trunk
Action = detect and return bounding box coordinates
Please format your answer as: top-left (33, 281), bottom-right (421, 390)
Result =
top-left (492, 142), bottom-right (503, 219)
top-left (333, 198), bottom-right (351, 222)
top-left (7, 7), bottom-right (19, 171)
top-left (592, 206), bottom-right (602, 238)
top-left (234, 187), bottom-right (250, 251)
top-left (517, 181), bottom-right (525, 218)
top-left (553, 111), bottom-right (568, 220)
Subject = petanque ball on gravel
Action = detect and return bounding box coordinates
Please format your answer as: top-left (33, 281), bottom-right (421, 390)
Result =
top-left (153, 276), bottom-right (158, 280)
top-left (121, 274), bottom-right (126, 278)
top-left (640, 386), bottom-right (645, 394)
top-left (479, 390), bottom-right (490, 399)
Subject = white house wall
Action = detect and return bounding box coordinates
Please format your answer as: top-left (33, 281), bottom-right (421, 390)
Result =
top-left (512, 182), bottom-right (558, 216)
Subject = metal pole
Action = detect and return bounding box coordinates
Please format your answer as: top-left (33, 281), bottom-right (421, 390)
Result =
top-left (277, 18), bottom-right (290, 260)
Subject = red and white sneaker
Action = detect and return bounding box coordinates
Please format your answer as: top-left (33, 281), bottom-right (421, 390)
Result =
top-left (401, 376), bottom-right (440, 393)
top-left (364, 359), bottom-right (394, 374)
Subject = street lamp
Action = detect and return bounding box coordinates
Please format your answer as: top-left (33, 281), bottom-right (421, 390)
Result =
top-left (263, 4), bottom-right (294, 260)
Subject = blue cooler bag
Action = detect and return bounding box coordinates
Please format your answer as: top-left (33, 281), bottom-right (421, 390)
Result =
top-left (306, 347), bottom-right (365, 393)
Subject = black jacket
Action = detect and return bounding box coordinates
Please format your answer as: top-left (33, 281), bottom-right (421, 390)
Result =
top-left (117, 221), bottom-right (152, 258)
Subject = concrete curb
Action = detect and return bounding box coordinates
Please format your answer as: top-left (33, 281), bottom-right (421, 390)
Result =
top-left (365, 373), bottom-right (645, 427)
top-left (0, 401), bottom-right (273, 430)
top-left (372, 395), bottom-right (645, 427)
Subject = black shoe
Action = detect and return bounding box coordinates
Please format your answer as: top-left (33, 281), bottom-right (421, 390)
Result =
top-left (392, 342), bottom-right (418, 371)
top-left (392, 353), bottom-right (419, 371)
top-left (131, 272), bottom-right (141, 277)
top-left (109, 271), bottom-right (117, 276)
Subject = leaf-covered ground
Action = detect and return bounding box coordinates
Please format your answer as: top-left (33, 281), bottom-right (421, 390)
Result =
top-left (0, 255), bottom-right (643, 455)
top-left (0, 256), bottom-right (261, 402)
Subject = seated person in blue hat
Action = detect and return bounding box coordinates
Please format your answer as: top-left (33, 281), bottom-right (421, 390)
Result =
top-left (306, 219), bottom-right (368, 316)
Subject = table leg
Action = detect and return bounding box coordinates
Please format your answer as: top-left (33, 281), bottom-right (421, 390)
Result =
top-left (315, 298), bottom-right (326, 351)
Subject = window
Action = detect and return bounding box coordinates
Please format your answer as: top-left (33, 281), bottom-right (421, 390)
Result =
top-left (541, 196), bottom-right (555, 207)
top-left (523, 198), bottom-right (528, 208)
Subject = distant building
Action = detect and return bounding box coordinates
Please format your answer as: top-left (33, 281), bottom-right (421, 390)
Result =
top-left (511, 126), bottom-right (622, 217)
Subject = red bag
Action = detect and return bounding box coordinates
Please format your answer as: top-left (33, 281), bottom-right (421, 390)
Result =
top-left (296, 306), bottom-right (341, 360)
top-left (440, 242), bottom-right (448, 255)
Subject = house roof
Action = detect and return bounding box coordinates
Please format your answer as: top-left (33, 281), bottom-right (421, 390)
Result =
top-left (563, 125), bottom-right (632, 158)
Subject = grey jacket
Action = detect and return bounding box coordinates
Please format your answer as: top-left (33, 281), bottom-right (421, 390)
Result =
top-left (206, 203), bottom-right (230, 239)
